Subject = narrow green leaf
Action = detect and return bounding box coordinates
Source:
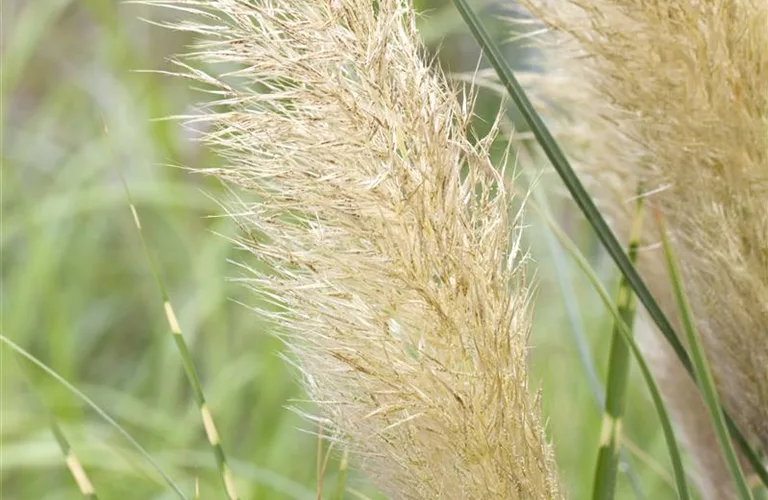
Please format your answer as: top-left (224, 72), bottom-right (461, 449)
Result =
top-left (592, 193), bottom-right (645, 500)
top-left (12, 356), bottom-right (99, 499)
top-left (0, 334), bottom-right (188, 499)
top-left (658, 215), bottom-right (753, 500)
top-left (332, 449), bottom-right (349, 500)
top-left (522, 159), bottom-right (644, 498)
top-left (532, 204), bottom-right (690, 500)
top-left (48, 420), bottom-right (99, 499)
top-left (449, 0), bottom-right (768, 487)
top-left (114, 166), bottom-right (240, 500)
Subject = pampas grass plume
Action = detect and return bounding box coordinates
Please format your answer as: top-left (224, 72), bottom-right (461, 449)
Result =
top-left (514, 0), bottom-right (768, 496)
top-left (150, 1), bottom-right (562, 498)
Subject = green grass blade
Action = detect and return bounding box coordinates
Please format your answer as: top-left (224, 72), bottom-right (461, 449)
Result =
top-left (591, 194), bottom-right (644, 500)
top-left (522, 162), bottom-right (604, 410)
top-left (658, 215), bottom-right (753, 499)
top-left (521, 160), bottom-right (644, 499)
top-left (532, 204), bottom-right (690, 500)
top-left (115, 169), bottom-right (240, 500)
top-left (449, 0), bottom-right (768, 487)
top-left (332, 449), bottom-right (349, 500)
top-left (48, 419), bottom-right (99, 499)
top-left (0, 334), bottom-right (188, 499)
top-left (13, 356), bottom-right (99, 499)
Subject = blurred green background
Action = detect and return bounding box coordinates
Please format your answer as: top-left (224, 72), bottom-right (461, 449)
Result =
top-left (2, 1), bottom-right (677, 498)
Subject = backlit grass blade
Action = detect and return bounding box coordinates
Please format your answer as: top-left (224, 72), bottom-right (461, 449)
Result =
top-left (592, 193), bottom-right (644, 500)
top-left (532, 202), bottom-right (690, 500)
top-left (0, 334), bottom-right (187, 499)
top-left (658, 215), bottom-right (753, 499)
top-left (449, 0), bottom-right (768, 487)
top-left (115, 171), bottom-right (240, 500)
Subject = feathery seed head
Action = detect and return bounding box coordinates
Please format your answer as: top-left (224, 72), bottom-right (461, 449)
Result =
top-left (153, 1), bottom-right (561, 498)
top-left (515, 0), bottom-right (768, 495)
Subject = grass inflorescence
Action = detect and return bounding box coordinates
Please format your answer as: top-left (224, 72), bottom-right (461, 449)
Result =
top-left (5, 0), bottom-right (768, 499)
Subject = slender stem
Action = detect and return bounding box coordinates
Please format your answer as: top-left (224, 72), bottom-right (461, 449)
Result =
top-left (108, 119), bottom-right (239, 500)
top-left (592, 194), bottom-right (644, 500)
top-left (658, 215), bottom-right (753, 499)
top-left (13, 355), bottom-right (99, 499)
top-left (332, 449), bottom-right (349, 500)
top-left (0, 334), bottom-right (187, 499)
top-left (535, 205), bottom-right (690, 500)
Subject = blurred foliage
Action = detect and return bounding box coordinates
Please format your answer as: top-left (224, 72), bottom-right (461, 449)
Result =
top-left (2, 1), bottom-right (675, 498)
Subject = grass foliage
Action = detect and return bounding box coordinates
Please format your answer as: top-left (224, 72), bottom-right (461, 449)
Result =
top-left (3, 1), bottom-right (760, 499)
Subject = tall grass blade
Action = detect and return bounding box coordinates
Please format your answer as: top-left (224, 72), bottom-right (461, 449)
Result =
top-left (0, 334), bottom-right (187, 499)
top-left (449, 0), bottom-right (768, 487)
top-left (115, 170), bottom-right (240, 500)
top-left (521, 157), bottom-right (644, 499)
top-left (48, 419), bottom-right (99, 499)
top-left (592, 193), bottom-right (644, 500)
top-left (13, 356), bottom-right (99, 499)
top-left (658, 215), bottom-right (753, 500)
top-left (532, 203), bottom-right (690, 500)
top-left (519, 156), bottom-right (604, 409)
top-left (332, 449), bottom-right (349, 500)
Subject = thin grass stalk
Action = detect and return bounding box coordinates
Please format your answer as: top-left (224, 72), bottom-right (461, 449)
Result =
top-left (13, 356), bottom-right (98, 499)
top-left (0, 334), bottom-right (187, 499)
top-left (115, 172), bottom-right (239, 500)
top-left (519, 152), bottom-right (644, 499)
top-left (48, 419), bottom-right (98, 499)
top-left (315, 427), bottom-right (333, 500)
top-left (449, 0), bottom-right (768, 487)
top-left (592, 193), bottom-right (644, 500)
top-left (658, 214), bottom-right (753, 500)
top-left (518, 149), bottom-right (604, 409)
top-left (531, 202), bottom-right (691, 500)
top-left (332, 449), bottom-right (349, 500)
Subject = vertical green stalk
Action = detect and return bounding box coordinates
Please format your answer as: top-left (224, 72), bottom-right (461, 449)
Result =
top-left (113, 154), bottom-right (239, 499)
top-left (534, 205), bottom-right (690, 500)
top-left (448, 0), bottom-right (768, 488)
top-left (332, 449), bottom-right (349, 500)
top-left (521, 157), bottom-right (644, 498)
top-left (658, 215), bottom-right (753, 500)
top-left (592, 194), bottom-right (644, 500)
